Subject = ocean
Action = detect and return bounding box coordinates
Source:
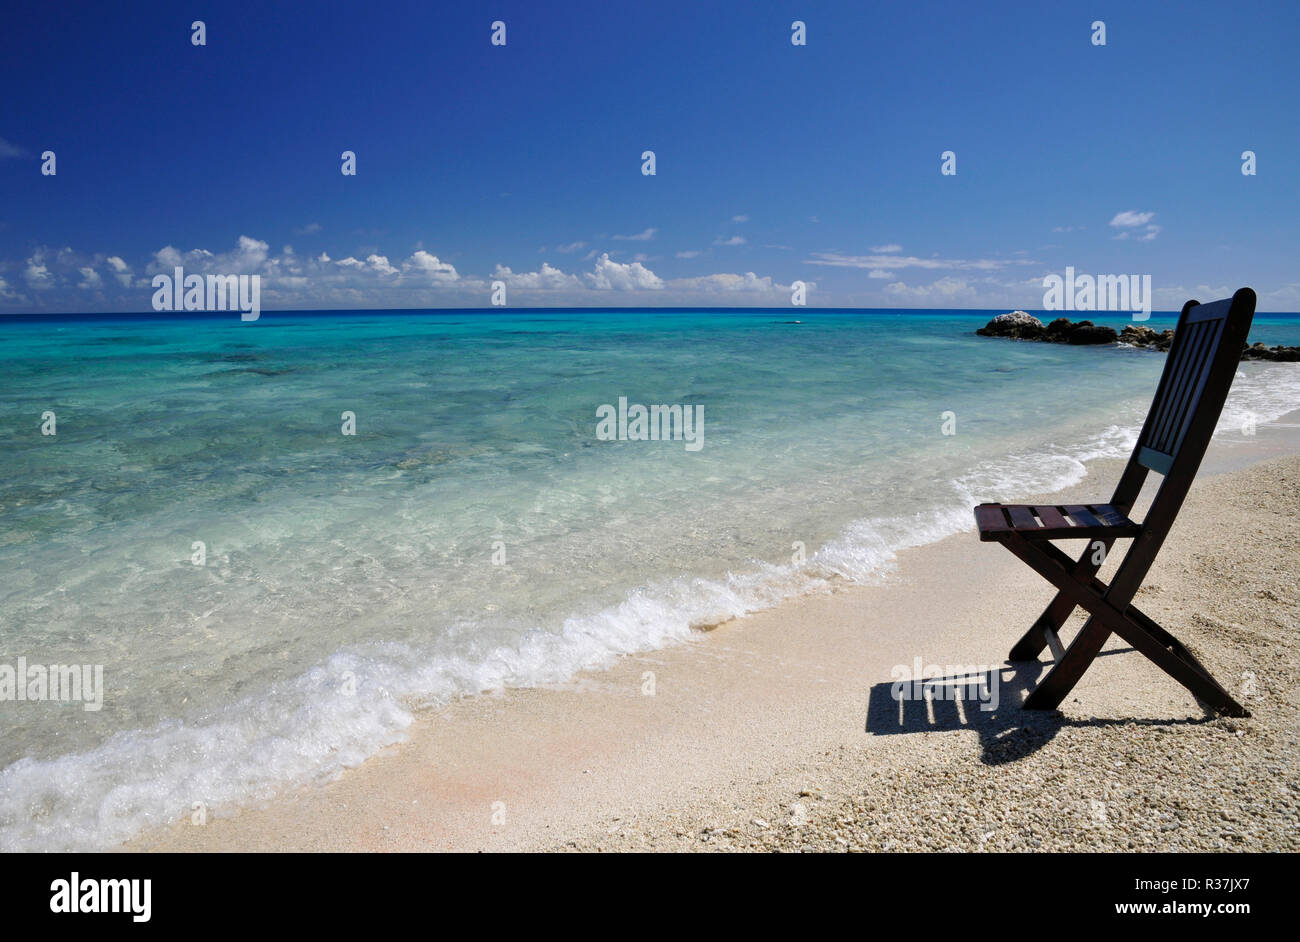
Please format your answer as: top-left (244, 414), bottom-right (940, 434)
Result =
top-left (2, 307), bottom-right (1298, 850)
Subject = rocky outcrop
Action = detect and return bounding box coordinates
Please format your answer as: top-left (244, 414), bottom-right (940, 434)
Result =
top-left (979, 313), bottom-right (1299, 361)
top-left (1118, 327), bottom-right (1299, 361)
top-left (975, 311), bottom-right (1045, 340)
top-left (1118, 325), bottom-right (1174, 351)
top-left (976, 313), bottom-right (1116, 345)
top-left (1066, 322), bottom-right (1119, 345)
top-left (1241, 342), bottom-right (1300, 362)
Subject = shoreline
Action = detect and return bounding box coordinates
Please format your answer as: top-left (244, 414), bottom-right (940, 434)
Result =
top-left (127, 410), bottom-right (1300, 852)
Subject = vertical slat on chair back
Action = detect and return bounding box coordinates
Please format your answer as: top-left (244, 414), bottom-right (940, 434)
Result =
top-left (1134, 289), bottom-right (1255, 476)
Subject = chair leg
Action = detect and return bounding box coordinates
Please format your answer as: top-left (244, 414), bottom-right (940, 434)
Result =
top-left (1104, 612), bottom-right (1251, 717)
top-left (1008, 538), bottom-right (1115, 661)
top-left (1022, 615), bottom-right (1110, 710)
top-left (1126, 605), bottom-right (1220, 684)
top-left (1009, 603), bottom-right (1070, 661)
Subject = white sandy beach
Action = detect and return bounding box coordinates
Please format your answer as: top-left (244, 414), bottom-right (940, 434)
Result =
top-left (130, 416), bottom-right (1300, 853)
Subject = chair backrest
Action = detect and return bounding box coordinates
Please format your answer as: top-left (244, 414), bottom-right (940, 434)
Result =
top-left (1109, 289), bottom-right (1255, 553)
top-left (1134, 288), bottom-right (1255, 478)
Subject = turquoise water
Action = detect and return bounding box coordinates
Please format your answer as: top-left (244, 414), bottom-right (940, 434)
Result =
top-left (2, 308), bottom-right (1298, 850)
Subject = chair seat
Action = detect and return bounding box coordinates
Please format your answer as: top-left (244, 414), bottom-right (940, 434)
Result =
top-left (974, 502), bottom-right (1141, 542)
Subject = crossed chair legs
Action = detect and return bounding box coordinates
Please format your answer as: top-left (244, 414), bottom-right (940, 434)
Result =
top-left (997, 534), bottom-right (1249, 718)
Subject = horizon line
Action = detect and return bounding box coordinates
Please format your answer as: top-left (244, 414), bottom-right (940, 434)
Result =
top-left (6, 305), bottom-right (1299, 321)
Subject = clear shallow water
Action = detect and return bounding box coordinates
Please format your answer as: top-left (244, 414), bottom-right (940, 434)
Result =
top-left (1, 308), bottom-right (1298, 850)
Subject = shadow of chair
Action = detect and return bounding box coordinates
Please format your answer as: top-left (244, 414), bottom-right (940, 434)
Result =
top-left (863, 649), bottom-right (1219, 765)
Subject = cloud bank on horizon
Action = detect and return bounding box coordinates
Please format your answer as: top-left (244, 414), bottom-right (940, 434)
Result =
top-left (1, 1), bottom-right (1297, 313)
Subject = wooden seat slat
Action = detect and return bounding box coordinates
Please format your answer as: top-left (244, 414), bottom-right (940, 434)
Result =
top-left (974, 504), bottom-right (1010, 538)
top-left (1007, 505), bottom-right (1039, 531)
top-left (1063, 505), bottom-right (1104, 530)
top-left (1033, 505), bottom-right (1070, 530)
top-left (1090, 504), bottom-right (1129, 527)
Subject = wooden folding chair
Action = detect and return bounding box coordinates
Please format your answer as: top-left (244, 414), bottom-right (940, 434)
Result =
top-left (975, 288), bottom-right (1256, 717)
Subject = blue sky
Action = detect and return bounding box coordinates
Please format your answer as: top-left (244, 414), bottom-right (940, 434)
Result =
top-left (1, 0), bottom-right (1297, 312)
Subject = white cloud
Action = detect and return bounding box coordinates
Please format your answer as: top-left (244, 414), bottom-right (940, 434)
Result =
top-left (869, 243), bottom-right (902, 253)
top-left (809, 252), bottom-right (1030, 272)
top-left (611, 227), bottom-right (657, 241)
top-left (150, 235), bottom-right (268, 275)
top-left (1259, 282), bottom-right (1300, 307)
top-left (732, 215), bottom-right (749, 223)
top-left (0, 137), bottom-right (27, 159)
top-left (585, 253), bottom-right (664, 290)
top-left (232, 236), bottom-right (270, 269)
top-left (1152, 283), bottom-right (1234, 307)
top-left (675, 250), bottom-right (703, 259)
top-left (16, 247), bottom-right (125, 295)
top-left (555, 241), bottom-right (587, 254)
top-left (1113, 223), bottom-right (1161, 242)
top-left (364, 254), bottom-right (398, 276)
top-left (333, 254), bottom-right (398, 276)
top-left (867, 269), bottom-right (894, 279)
top-left (885, 277), bottom-right (977, 300)
top-left (492, 262), bottom-right (582, 291)
top-left (101, 256), bottom-right (132, 286)
top-left (403, 250), bottom-right (458, 282)
top-left (670, 271), bottom-right (778, 293)
top-left (367, 254), bottom-right (397, 276)
top-left (1109, 210), bottom-right (1155, 228)
top-left (713, 235), bottom-right (746, 246)
top-left (23, 258), bottom-right (52, 288)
